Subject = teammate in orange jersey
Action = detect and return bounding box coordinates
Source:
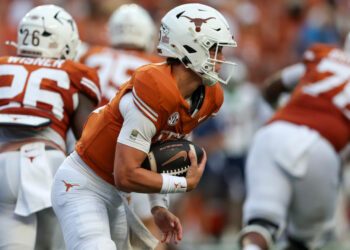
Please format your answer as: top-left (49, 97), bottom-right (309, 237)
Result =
top-left (79, 4), bottom-right (162, 104)
top-left (238, 43), bottom-right (349, 250)
top-left (78, 4), bottom-right (164, 249)
top-left (51, 3), bottom-right (237, 250)
top-left (0, 4), bottom-right (100, 250)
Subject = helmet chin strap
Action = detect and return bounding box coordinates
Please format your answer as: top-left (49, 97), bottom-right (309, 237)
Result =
top-left (201, 74), bottom-right (217, 86)
top-left (171, 43), bottom-right (218, 86)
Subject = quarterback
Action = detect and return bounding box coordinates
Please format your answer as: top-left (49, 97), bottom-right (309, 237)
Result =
top-left (51, 3), bottom-right (237, 250)
top-left (0, 5), bottom-right (100, 250)
top-left (239, 43), bottom-right (348, 250)
top-left (78, 4), bottom-right (164, 249)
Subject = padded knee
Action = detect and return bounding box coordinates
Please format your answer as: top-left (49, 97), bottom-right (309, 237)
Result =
top-left (238, 218), bottom-right (279, 249)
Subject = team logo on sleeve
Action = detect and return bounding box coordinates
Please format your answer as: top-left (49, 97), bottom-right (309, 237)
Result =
top-left (130, 129), bottom-right (139, 140)
top-left (167, 112), bottom-right (180, 126)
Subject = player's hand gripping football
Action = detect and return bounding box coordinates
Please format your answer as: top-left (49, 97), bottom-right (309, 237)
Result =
top-left (152, 206), bottom-right (182, 245)
top-left (185, 148), bottom-right (207, 191)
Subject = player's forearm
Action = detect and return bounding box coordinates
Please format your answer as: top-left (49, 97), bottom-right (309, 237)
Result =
top-left (114, 167), bottom-right (163, 193)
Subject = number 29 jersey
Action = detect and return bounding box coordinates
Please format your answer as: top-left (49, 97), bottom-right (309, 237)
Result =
top-left (270, 44), bottom-right (350, 151)
top-left (0, 56), bottom-right (101, 151)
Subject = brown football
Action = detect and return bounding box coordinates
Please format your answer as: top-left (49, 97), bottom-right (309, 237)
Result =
top-left (141, 139), bottom-right (204, 177)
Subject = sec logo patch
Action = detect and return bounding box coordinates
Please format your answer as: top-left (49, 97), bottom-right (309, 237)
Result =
top-left (167, 112), bottom-right (179, 126)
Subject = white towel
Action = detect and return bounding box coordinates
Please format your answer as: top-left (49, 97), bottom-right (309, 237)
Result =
top-left (14, 142), bottom-right (53, 216)
top-left (119, 192), bottom-right (159, 250)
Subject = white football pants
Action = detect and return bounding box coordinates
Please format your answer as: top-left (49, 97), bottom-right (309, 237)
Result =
top-left (51, 151), bottom-right (158, 250)
top-left (243, 121), bottom-right (340, 249)
top-left (0, 149), bottom-right (66, 250)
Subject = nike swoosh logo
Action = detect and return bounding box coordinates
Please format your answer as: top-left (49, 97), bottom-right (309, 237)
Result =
top-left (162, 151), bottom-right (187, 166)
top-left (198, 115), bottom-right (207, 122)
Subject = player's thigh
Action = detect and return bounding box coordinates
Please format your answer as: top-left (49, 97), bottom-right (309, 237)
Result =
top-left (0, 152), bottom-right (36, 249)
top-left (109, 204), bottom-right (127, 249)
top-left (289, 137), bottom-right (340, 242)
top-left (0, 203), bottom-right (37, 250)
top-left (35, 208), bottom-right (65, 250)
top-left (244, 128), bottom-right (293, 226)
top-left (52, 164), bottom-right (116, 250)
top-left (0, 152), bottom-right (20, 204)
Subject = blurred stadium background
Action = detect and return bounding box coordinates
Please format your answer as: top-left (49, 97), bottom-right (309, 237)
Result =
top-left (1, 0), bottom-right (350, 249)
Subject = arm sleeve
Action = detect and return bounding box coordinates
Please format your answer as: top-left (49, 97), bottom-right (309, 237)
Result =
top-left (117, 92), bottom-right (156, 153)
top-left (281, 63), bottom-right (306, 90)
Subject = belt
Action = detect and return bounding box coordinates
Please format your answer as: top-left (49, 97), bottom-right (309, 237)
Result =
top-left (0, 139), bottom-right (65, 155)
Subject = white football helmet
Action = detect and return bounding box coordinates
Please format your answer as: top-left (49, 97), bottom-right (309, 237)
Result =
top-left (158, 3), bottom-right (237, 86)
top-left (17, 5), bottom-right (80, 60)
top-left (108, 4), bottom-right (156, 53)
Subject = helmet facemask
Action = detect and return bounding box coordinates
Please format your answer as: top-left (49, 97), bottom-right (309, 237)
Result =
top-left (189, 31), bottom-right (237, 86)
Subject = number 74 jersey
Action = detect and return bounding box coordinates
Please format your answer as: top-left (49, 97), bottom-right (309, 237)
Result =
top-left (0, 56), bottom-right (101, 143)
top-left (270, 44), bottom-right (350, 152)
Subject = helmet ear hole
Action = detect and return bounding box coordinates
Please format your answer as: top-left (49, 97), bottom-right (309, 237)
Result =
top-left (181, 56), bottom-right (191, 66)
top-left (65, 45), bottom-right (70, 55)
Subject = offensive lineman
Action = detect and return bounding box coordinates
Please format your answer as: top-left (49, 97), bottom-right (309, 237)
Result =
top-left (239, 43), bottom-right (348, 250)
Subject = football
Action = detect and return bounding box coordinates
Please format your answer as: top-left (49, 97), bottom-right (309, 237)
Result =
top-left (141, 139), bottom-right (204, 177)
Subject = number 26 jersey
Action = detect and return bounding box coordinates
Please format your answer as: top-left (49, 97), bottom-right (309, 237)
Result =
top-left (0, 56), bottom-right (101, 150)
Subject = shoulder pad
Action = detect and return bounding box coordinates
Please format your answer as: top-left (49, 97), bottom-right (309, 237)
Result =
top-left (131, 64), bottom-right (176, 126)
top-left (63, 60), bottom-right (101, 105)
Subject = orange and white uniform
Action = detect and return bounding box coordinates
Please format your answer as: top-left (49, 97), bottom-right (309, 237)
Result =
top-left (0, 56), bottom-right (100, 249)
top-left (79, 45), bottom-right (162, 105)
top-left (51, 63), bottom-right (223, 250)
top-left (0, 56), bottom-right (101, 151)
top-left (79, 46), bottom-right (165, 220)
top-left (243, 44), bottom-right (345, 248)
top-left (270, 44), bottom-right (350, 152)
top-left (76, 63), bottom-right (223, 185)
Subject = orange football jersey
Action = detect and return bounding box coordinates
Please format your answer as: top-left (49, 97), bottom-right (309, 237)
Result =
top-left (76, 63), bottom-right (223, 184)
top-left (0, 56), bottom-right (101, 143)
top-left (270, 44), bottom-right (350, 151)
top-left (79, 45), bottom-right (163, 105)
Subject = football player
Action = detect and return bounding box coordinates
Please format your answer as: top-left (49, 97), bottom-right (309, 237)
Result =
top-left (79, 3), bottom-right (162, 104)
top-left (51, 3), bottom-right (237, 250)
top-left (0, 4), bottom-right (100, 250)
top-left (239, 43), bottom-right (349, 250)
top-left (79, 4), bottom-right (164, 249)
